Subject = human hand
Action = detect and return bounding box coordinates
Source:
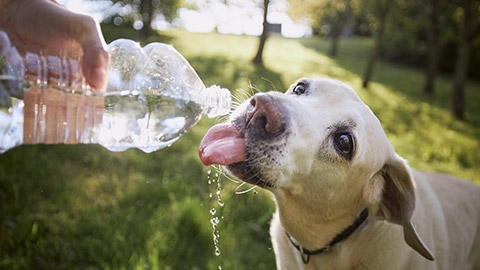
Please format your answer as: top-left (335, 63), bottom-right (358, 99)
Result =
top-left (0, 0), bottom-right (109, 91)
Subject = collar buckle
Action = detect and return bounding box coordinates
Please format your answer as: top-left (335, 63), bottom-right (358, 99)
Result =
top-left (299, 247), bottom-right (310, 264)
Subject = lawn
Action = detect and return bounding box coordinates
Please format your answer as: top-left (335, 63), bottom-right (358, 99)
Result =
top-left (1, 27), bottom-right (479, 270)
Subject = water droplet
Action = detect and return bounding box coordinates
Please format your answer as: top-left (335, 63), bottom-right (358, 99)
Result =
top-left (206, 168), bottom-right (224, 259)
top-left (218, 266), bottom-right (222, 270)
top-left (210, 217), bottom-right (219, 226)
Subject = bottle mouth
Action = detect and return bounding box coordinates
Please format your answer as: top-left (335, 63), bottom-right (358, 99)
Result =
top-left (203, 85), bottom-right (232, 118)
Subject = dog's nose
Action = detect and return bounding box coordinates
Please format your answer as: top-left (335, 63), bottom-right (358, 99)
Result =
top-left (247, 93), bottom-right (286, 135)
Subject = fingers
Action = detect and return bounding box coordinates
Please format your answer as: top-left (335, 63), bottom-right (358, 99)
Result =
top-left (82, 40), bottom-right (109, 92)
top-left (32, 0), bottom-right (110, 91)
top-left (69, 15), bottom-right (110, 92)
top-left (2, 0), bottom-right (110, 91)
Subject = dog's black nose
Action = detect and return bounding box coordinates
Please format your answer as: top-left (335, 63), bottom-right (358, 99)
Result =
top-left (247, 93), bottom-right (286, 135)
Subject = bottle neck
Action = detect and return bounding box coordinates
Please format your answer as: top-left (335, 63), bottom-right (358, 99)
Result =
top-left (198, 85), bottom-right (231, 118)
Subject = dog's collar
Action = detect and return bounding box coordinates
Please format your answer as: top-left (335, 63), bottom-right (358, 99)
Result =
top-left (285, 208), bottom-right (369, 264)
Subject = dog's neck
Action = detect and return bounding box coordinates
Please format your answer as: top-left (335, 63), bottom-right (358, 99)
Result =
top-left (273, 187), bottom-right (368, 251)
top-left (285, 208), bottom-right (369, 264)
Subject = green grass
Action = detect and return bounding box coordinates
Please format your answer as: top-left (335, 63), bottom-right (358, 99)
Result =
top-left (1, 28), bottom-right (479, 269)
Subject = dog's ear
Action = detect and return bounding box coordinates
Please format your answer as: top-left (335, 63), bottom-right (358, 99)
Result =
top-left (376, 155), bottom-right (435, 261)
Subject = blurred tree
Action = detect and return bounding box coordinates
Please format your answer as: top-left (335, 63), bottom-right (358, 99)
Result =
top-left (253, 0), bottom-right (271, 65)
top-left (110, 0), bottom-right (181, 38)
top-left (423, 0), bottom-right (440, 95)
top-left (361, 0), bottom-right (394, 88)
top-left (376, 1), bottom-right (480, 75)
top-left (452, 0), bottom-right (480, 120)
top-left (287, 0), bottom-right (355, 57)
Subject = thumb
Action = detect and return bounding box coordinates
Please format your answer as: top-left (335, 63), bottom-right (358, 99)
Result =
top-left (67, 14), bottom-right (109, 92)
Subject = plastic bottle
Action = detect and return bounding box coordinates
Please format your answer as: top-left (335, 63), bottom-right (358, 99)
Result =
top-left (0, 30), bottom-right (231, 153)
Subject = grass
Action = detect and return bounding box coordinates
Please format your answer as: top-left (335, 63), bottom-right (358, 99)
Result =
top-left (1, 27), bottom-right (479, 269)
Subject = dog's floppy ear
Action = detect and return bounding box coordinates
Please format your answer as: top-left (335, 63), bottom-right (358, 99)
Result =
top-left (377, 155), bottom-right (435, 261)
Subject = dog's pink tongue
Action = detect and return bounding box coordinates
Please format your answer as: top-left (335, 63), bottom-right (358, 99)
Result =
top-left (199, 124), bottom-right (247, 166)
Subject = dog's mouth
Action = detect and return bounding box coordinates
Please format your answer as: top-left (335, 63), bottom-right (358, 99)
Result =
top-left (198, 122), bottom-right (274, 188)
top-left (199, 93), bottom-right (289, 189)
top-left (198, 123), bottom-right (247, 167)
top-left (227, 161), bottom-right (276, 188)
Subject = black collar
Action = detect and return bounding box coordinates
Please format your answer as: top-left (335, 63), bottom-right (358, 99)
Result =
top-left (285, 208), bottom-right (369, 264)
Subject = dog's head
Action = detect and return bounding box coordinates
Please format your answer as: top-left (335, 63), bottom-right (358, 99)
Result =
top-left (199, 78), bottom-right (434, 260)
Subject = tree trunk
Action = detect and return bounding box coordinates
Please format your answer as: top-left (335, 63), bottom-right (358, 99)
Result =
top-left (452, 39), bottom-right (471, 120)
top-left (253, 0), bottom-right (270, 65)
top-left (362, 0), bottom-right (392, 88)
top-left (451, 0), bottom-right (476, 120)
top-left (362, 16), bottom-right (386, 88)
top-left (140, 0), bottom-right (153, 39)
top-left (423, 0), bottom-right (439, 95)
top-left (328, 25), bottom-right (342, 57)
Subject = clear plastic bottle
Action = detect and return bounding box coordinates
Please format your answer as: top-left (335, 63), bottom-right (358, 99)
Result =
top-left (0, 30), bottom-right (231, 153)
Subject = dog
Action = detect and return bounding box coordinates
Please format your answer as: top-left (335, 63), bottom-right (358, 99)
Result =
top-left (199, 78), bottom-right (480, 269)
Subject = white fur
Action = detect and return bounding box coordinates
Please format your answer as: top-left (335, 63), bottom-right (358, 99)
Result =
top-left (230, 78), bottom-right (480, 270)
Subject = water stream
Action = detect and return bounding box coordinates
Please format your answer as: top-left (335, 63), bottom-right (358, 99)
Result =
top-left (207, 169), bottom-right (224, 269)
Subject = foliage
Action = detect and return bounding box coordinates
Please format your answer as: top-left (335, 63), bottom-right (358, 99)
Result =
top-left (109, 0), bottom-right (181, 22)
top-left (1, 29), bottom-right (479, 269)
top-left (105, 0), bottom-right (182, 38)
top-left (287, 0), bottom-right (354, 36)
top-left (378, 0), bottom-right (480, 78)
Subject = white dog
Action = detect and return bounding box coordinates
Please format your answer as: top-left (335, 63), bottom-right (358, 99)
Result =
top-left (199, 78), bottom-right (480, 270)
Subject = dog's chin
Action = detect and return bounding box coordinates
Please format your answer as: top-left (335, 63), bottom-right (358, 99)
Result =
top-left (227, 162), bottom-right (276, 189)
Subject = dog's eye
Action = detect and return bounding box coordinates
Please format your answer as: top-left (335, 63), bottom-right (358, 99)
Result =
top-left (334, 133), bottom-right (354, 159)
top-left (293, 83), bottom-right (306, 95)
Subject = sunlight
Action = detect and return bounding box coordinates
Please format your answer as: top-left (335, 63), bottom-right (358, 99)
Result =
top-left (58, 0), bottom-right (311, 38)
top-left (179, 0), bottom-right (310, 37)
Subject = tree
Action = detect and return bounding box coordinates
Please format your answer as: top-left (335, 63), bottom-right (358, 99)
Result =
top-left (325, 1), bottom-right (353, 57)
top-left (287, 0), bottom-right (355, 57)
top-left (110, 0), bottom-right (181, 39)
top-left (451, 0), bottom-right (480, 120)
top-left (361, 0), bottom-right (393, 88)
top-left (423, 0), bottom-right (458, 96)
top-left (423, 0), bottom-right (440, 95)
top-left (253, 0), bottom-right (271, 65)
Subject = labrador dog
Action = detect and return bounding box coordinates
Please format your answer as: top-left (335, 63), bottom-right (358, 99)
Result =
top-left (199, 78), bottom-right (480, 270)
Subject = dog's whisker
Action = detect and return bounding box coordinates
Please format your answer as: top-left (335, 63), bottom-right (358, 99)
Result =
top-left (247, 82), bottom-right (259, 95)
top-left (232, 91), bottom-right (246, 101)
top-left (235, 184), bottom-right (257, 195)
top-left (223, 172), bottom-right (241, 184)
top-left (233, 89), bottom-right (252, 104)
top-left (234, 181), bottom-right (247, 192)
top-left (261, 77), bottom-right (278, 92)
top-left (216, 114), bottom-right (231, 123)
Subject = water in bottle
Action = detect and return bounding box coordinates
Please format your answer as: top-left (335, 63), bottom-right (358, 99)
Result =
top-left (0, 30), bottom-right (231, 153)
